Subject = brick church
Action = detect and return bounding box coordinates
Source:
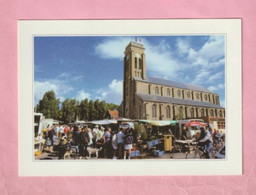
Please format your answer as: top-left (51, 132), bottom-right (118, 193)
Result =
top-left (119, 41), bottom-right (225, 125)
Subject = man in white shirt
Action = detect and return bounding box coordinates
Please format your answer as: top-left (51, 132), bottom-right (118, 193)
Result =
top-left (117, 128), bottom-right (124, 159)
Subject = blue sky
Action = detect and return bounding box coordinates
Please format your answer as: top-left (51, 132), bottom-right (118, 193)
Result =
top-left (34, 35), bottom-right (225, 107)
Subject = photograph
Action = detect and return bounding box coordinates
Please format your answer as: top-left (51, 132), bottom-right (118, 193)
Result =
top-left (33, 35), bottom-right (226, 161)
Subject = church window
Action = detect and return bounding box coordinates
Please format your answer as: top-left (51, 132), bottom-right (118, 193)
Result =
top-left (152, 104), bottom-right (157, 118)
top-left (135, 57), bottom-right (137, 69)
top-left (204, 94), bottom-right (208, 101)
top-left (219, 110), bottom-right (223, 118)
top-left (210, 110), bottom-right (214, 117)
top-left (201, 109), bottom-right (204, 117)
top-left (187, 92), bottom-right (190, 98)
top-left (177, 90), bottom-right (181, 97)
top-left (166, 106), bottom-right (171, 118)
top-left (139, 105), bottom-right (142, 118)
top-left (190, 108), bottom-right (194, 118)
top-left (167, 88), bottom-right (170, 96)
top-left (139, 59), bottom-right (142, 69)
top-left (155, 87), bottom-right (159, 95)
top-left (196, 93), bottom-right (199, 100)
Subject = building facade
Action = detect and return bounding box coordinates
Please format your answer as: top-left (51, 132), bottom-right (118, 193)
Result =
top-left (119, 41), bottom-right (225, 123)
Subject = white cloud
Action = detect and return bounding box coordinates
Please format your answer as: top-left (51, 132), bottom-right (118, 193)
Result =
top-left (72, 75), bottom-right (84, 81)
top-left (96, 79), bottom-right (123, 104)
top-left (197, 35), bottom-right (225, 61)
top-left (59, 72), bottom-right (69, 78)
top-left (95, 38), bottom-right (132, 59)
top-left (208, 83), bottom-right (225, 91)
top-left (208, 71), bottom-right (224, 82)
top-left (34, 81), bottom-right (64, 105)
top-left (108, 79), bottom-right (123, 94)
top-left (192, 69), bottom-right (210, 84)
top-left (188, 35), bottom-right (225, 69)
top-left (76, 90), bottom-right (91, 101)
top-left (95, 37), bottom-right (182, 79)
top-left (176, 38), bottom-right (190, 55)
top-left (34, 79), bottom-right (74, 105)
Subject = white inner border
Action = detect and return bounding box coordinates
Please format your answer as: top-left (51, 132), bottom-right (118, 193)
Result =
top-left (18, 19), bottom-right (242, 176)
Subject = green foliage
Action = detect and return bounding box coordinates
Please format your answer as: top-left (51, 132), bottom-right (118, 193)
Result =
top-left (89, 100), bottom-right (97, 121)
top-left (141, 132), bottom-right (148, 142)
top-left (37, 91), bottom-right (120, 123)
top-left (37, 91), bottom-right (60, 119)
top-left (106, 103), bottom-right (119, 110)
top-left (134, 123), bottom-right (142, 134)
top-left (62, 98), bottom-right (77, 123)
top-left (80, 98), bottom-right (89, 121)
top-left (94, 99), bottom-right (100, 119)
top-left (98, 101), bottom-right (107, 119)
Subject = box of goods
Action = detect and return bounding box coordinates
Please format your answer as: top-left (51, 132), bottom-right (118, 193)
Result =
top-left (131, 151), bottom-right (136, 157)
top-left (158, 151), bottom-right (165, 156)
top-left (135, 150), bottom-right (140, 156)
top-left (153, 150), bottom-right (160, 156)
top-left (147, 141), bottom-right (153, 148)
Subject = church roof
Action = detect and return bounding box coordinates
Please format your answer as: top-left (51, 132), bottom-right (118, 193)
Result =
top-left (136, 92), bottom-right (223, 108)
top-left (135, 76), bottom-right (214, 94)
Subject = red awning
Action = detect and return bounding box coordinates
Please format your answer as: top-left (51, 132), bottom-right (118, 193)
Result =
top-left (184, 121), bottom-right (207, 127)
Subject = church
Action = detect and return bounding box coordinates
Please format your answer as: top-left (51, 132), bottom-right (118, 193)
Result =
top-left (119, 41), bottom-right (225, 125)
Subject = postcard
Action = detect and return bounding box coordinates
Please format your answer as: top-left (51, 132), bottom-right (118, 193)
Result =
top-left (18, 19), bottom-right (242, 176)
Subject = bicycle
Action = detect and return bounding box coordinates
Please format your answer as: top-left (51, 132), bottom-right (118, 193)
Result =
top-left (185, 142), bottom-right (208, 159)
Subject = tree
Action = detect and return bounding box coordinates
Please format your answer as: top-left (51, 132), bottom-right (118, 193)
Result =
top-left (89, 100), bottom-right (97, 121)
top-left (94, 99), bottom-right (100, 119)
top-left (98, 101), bottom-right (107, 119)
top-left (62, 98), bottom-right (76, 123)
top-left (80, 98), bottom-right (89, 121)
top-left (38, 91), bottom-right (60, 119)
top-left (75, 100), bottom-right (81, 121)
top-left (106, 103), bottom-right (119, 110)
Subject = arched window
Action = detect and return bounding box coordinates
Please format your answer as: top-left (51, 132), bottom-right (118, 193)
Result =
top-left (190, 108), bottom-right (194, 118)
top-left (219, 110), bottom-right (223, 118)
top-left (135, 57), bottom-right (137, 69)
top-left (166, 106), bottom-right (171, 118)
top-left (204, 94), bottom-right (208, 101)
top-left (155, 87), bottom-right (159, 95)
top-left (177, 90), bottom-right (181, 97)
top-left (196, 93), bottom-right (199, 100)
top-left (201, 109), bottom-right (204, 117)
top-left (210, 110), bottom-right (214, 117)
top-left (139, 59), bottom-right (142, 69)
top-left (138, 105), bottom-right (142, 119)
top-left (187, 92), bottom-right (190, 99)
top-left (152, 104), bottom-right (157, 118)
top-left (167, 88), bottom-right (170, 96)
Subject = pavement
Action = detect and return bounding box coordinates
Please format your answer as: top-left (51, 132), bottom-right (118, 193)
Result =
top-left (35, 148), bottom-right (202, 160)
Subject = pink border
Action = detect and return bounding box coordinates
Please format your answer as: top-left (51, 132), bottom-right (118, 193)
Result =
top-left (0, 1), bottom-right (254, 194)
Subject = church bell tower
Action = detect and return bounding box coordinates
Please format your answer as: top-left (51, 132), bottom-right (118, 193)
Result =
top-left (122, 41), bottom-right (146, 118)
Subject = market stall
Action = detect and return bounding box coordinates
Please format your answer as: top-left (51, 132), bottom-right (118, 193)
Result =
top-left (137, 120), bottom-right (177, 157)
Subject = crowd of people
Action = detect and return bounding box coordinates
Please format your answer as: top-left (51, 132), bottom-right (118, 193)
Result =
top-left (44, 124), bottom-right (138, 160)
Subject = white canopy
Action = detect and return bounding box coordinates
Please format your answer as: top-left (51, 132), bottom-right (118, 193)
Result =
top-left (91, 119), bottom-right (118, 125)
